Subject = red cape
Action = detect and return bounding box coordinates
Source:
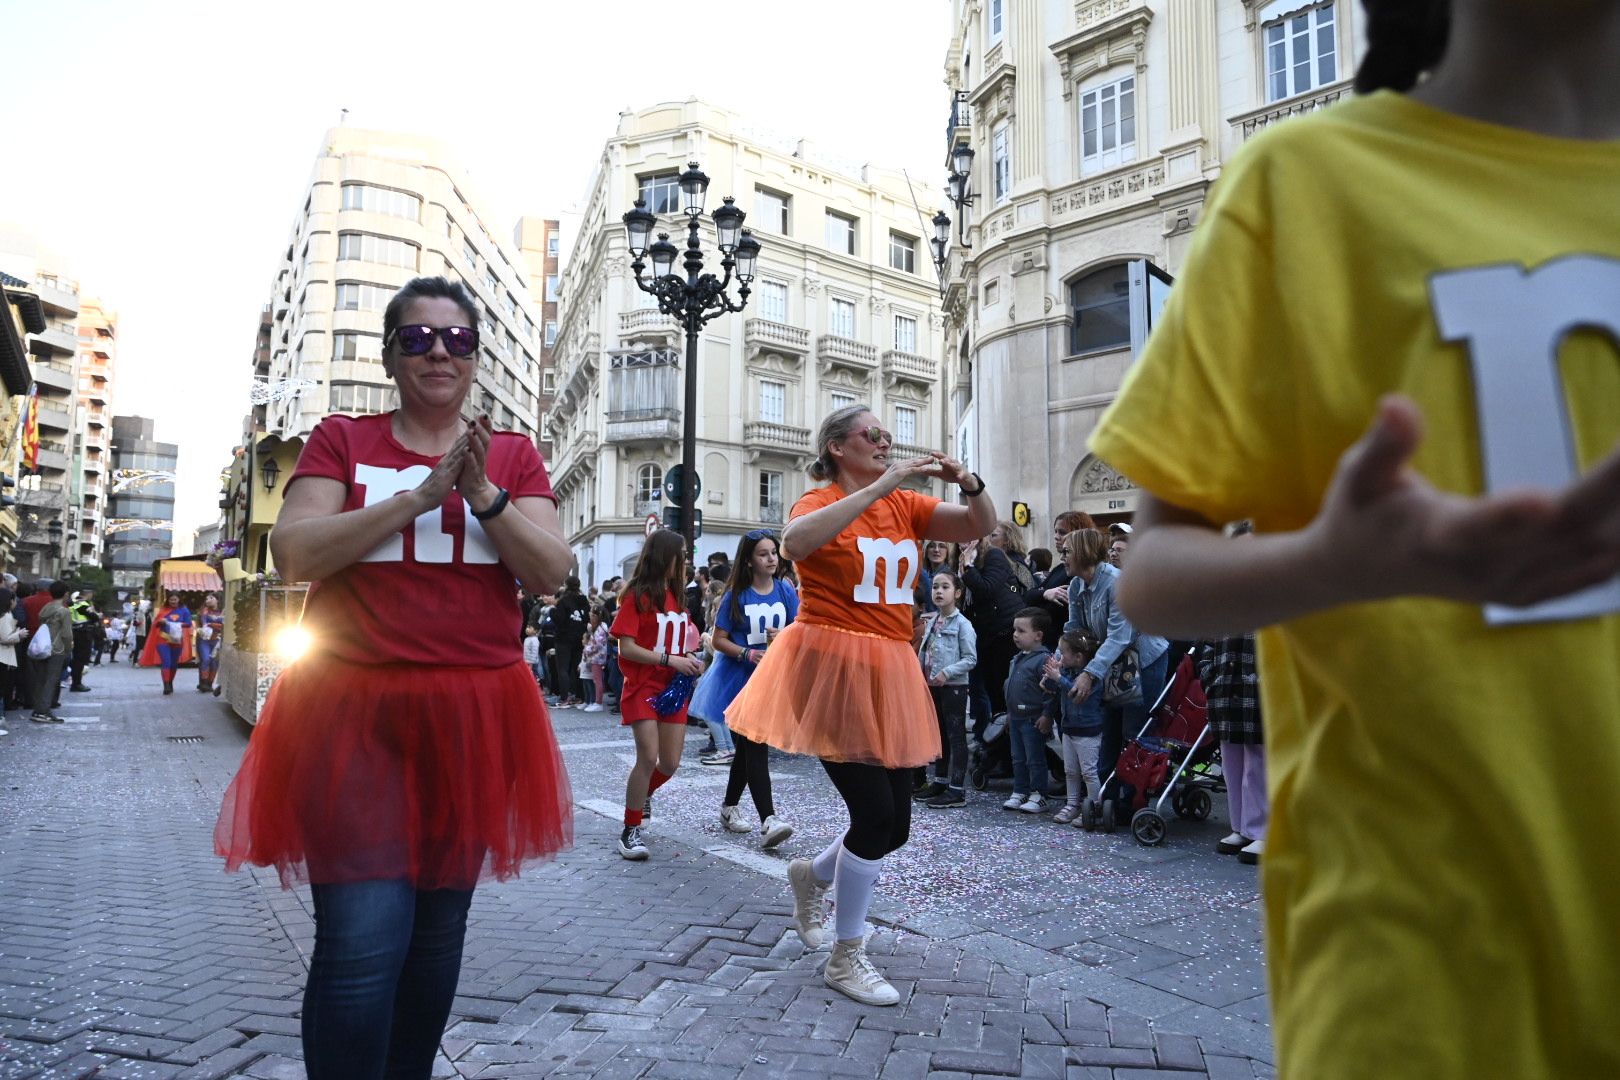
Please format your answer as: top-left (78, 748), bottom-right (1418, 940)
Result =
top-left (139, 607), bottom-right (196, 667)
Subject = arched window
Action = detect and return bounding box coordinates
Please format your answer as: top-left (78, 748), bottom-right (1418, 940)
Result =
top-left (636, 463), bottom-right (663, 515)
top-left (1068, 265), bottom-right (1131, 355)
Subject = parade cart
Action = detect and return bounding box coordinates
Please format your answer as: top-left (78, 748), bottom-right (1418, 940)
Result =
top-left (218, 569), bottom-right (308, 725)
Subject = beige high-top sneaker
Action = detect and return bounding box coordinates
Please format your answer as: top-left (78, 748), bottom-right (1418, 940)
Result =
top-left (786, 859), bottom-right (831, 949)
top-left (823, 937), bottom-right (900, 1006)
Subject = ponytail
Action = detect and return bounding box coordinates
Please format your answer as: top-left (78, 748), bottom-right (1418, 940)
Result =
top-left (1354, 0), bottom-right (1451, 94)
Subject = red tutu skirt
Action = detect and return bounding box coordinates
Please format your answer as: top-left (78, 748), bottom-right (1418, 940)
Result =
top-left (725, 621), bottom-right (941, 768)
top-left (214, 657), bottom-right (573, 890)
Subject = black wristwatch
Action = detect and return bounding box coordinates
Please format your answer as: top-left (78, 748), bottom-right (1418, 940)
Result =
top-left (471, 487), bottom-right (510, 521)
top-left (960, 472), bottom-right (987, 497)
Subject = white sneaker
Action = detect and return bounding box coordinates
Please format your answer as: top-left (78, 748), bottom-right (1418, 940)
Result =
top-left (760, 815), bottom-right (794, 849)
top-left (1003, 793), bottom-right (1028, 811)
top-left (1238, 838), bottom-right (1265, 865)
top-left (786, 859), bottom-right (831, 949)
top-left (1019, 794), bottom-right (1047, 814)
top-left (582, 703), bottom-right (604, 713)
top-left (618, 825), bottom-right (649, 860)
top-left (823, 937), bottom-right (900, 1006)
top-left (1216, 832), bottom-right (1249, 855)
top-left (701, 749), bottom-right (736, 766)
top-left (719, 804), bottom-right (752, 833)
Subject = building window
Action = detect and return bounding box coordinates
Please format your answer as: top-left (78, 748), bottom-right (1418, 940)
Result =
top-left (463, 239), bottom-right (478, 268)
top-left (340, 183), bottom-right (422, 222)
top-left (983, 280), bottom-right (999, 306)
top-left (329, 380), bottom-right (397, 414)
top-left (1068, 264), bottom-right (1131, 355)
top-left (888, 232), bottom-right (917, 274)
top-left (760, 379), bottom-right (786, 425)
top-left (542, 369), bottom-right (557, 394)
top-left (760, 280), bottom-right (788, 323)
top-left (547, 235), bottom-right (560, 257)
top-left (829, 297), bottom-right (856, 338)
top-left (893, 314), bottom-right (918, 353)
top-left (894, 405), bottom-right (918, 446)
top-left (989, 0), bottom-right (1004, 41)
top-left (759, 470), bottom-right (784, 524)
top-left (1081, 74), bottom-right (1137, 174)
top-left (544, 321), bottom-right (558, 347)
top-left (991, 121), bottom-right (1011, 204)
top-left (636, 463), bottom-right (663, 514)
top-left (336, 232), bottom-right (419, 270)
top-left (831, 390), bottom-right (858, 412)
top-left (334, 281), bottom-right (393, 312)
top-left (756, 188), bottom-right (790, 234)
top-left (638, 172), bottom-right (682, 214)
top-left (331, 331), bottom-right (383, 363)
top-left (1266, 2), bottom-right (1338, 102)
top-left (546, 275), bottom-right (561, 301)
top-left (825, 211), bottom-right (857, 256)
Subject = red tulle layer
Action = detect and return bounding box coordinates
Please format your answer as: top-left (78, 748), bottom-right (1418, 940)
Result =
top-left (215, 657), bottom-right (573, 890)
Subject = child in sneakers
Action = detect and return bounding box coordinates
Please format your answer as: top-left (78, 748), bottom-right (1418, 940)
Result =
top-left (916, 569), bottom-right (976, 808)
top-left (1002, 608), bottom-right (1055, 814)
top-left (522, 624), bottom-right (543, 687)
top-left (610, 529), bottom-right (704, 861)
top-left (1041, 631), bottom-right (1105, 824)
top-left (582, 611), bottom-right (610, 713)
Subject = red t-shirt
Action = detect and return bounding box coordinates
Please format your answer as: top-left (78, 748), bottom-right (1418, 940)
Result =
top-left (791, 484), bottom-right (941, 642)
top-left (609, 589), bottom-right (693, 722)
top-left (289, 413), bottom-right (557, 667)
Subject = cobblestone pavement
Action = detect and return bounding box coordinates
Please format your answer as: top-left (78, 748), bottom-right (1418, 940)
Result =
top-left (0, 661), bottom-right (1273, 1078)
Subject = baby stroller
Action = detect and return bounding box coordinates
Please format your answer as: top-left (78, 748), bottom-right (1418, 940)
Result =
top-left (1083, 653), bottom-right (1222, 845)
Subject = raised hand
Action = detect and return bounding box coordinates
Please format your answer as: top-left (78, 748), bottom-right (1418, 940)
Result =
top-left (1306, 395), bottom-right (1620, 610)
top-left (870, 454), bottom-right (945, 498)
top-left (456, 414), bottom-right (499, 510)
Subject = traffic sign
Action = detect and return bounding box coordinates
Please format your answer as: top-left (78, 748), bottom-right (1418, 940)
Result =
top-left (644, 512), bottom-right (660, 537)
top-left (664, 464), bottom-right (701, 506)
top-left (662, 506), bottom-right (703, 538)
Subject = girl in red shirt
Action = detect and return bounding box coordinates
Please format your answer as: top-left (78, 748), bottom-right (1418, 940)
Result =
top-left (610, 528), bottom-right (704, 860)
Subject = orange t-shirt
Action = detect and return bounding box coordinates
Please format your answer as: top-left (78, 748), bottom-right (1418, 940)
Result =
top-left (790, 484), bottom-right (942, 642)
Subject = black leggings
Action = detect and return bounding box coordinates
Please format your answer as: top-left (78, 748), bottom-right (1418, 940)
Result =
top-left (820, 759), bottom-right (913, 861)
top-left (725, 732), bottom-right (775, 821)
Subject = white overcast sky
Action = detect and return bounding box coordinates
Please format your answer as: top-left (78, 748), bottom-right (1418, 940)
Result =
top-left (3, 0), bottom-right (951, 545)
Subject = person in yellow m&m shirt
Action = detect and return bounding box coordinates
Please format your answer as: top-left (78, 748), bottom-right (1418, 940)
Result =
top-left (1089, 1), bottom-right (1620, 1077)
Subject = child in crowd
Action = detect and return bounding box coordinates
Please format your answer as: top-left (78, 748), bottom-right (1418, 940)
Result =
top-left (1088, 2), bottom-right (1620, 1073)
top-left (583, 610), bottom-right (610, 714)
top-left (1041, 631), bottom-right (1104, 825)
top-left (1001, 608), bottom-right (1055, 813)
top-left (609, 530), bottom-right (704, 861)
top-left (915, 569), bottom-right (977, 809)
top-left (522, 624), bottom-right (543, 687)
top-left (691, 529), bottom-right (799, 847)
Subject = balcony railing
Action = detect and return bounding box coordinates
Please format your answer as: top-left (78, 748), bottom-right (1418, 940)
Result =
top-left (1230, 81), bottom-right (1353, 144)
top-left (745, 319), bottom-right (810, 356)
top-left (619, 308), bottom-right (680, 341)
top-left (945, 90), bottom-right (972, 155)
top-left (892, 442), bottom-right (937, 461)
top-left (744, 421), bottom-right (811, 453)
top-left (816, 334), bottom-right (878, 371)
top-left (882, 350), bottom-right (937, 386)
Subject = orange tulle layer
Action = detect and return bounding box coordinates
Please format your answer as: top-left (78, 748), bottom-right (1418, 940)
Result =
top-left (725, 620), bottom-right (941, 769)
top-left (215, 657), bottom-right (573, 890)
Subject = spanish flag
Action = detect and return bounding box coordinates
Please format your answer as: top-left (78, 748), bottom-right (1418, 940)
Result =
top-left (20, 387), bottom-right (38, 473)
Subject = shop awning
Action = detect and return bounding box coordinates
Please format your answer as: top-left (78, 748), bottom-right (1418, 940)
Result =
top-left (160, 567), bottom-right (223, 593)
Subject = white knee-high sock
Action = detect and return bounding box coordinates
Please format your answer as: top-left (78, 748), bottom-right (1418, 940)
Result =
top-left (833, 846), bottom-right (882, 942)
top-left (811, 833), bottom-right (843, 883)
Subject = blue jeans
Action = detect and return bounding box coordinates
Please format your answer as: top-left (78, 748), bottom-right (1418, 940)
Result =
top-left (1008, 712), bottom-right (1049, 798)
top-left (704, 714), bottom-right (735, 753)
top-left (1098, 650), bottom-right (1170, 804)
top-left (303, 880), bottom-right (475, 1080)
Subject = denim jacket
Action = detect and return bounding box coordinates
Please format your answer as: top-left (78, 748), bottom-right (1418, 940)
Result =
top-left (1004, 646), bottom-right (1055, 718)
top-left (1065, 562), bottom-right (1169, 682)
top-left (918, 610), bottom-right (977, 686)
top-left (1049, 667), bottom-right (1106, 737)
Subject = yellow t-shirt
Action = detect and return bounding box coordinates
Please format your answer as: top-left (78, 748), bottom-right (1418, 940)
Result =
top-left (1091, 91), bottom-right (1620, 1078)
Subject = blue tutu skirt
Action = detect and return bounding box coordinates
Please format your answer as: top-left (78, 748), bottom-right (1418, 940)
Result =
top-left (688, 655), bottom-right (755, 723)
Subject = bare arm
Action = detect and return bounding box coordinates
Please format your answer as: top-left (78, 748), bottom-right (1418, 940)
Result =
top-left (711, 625), bottom-right (758, 663)
top-left (919, 453), bottom-right (997, 542)
top-left (779, 456), bottom-right (942, 562)
top-left (617, 635), bottom-right (703, 676)
top-left (1117, 396), bottom-right (1620, 638)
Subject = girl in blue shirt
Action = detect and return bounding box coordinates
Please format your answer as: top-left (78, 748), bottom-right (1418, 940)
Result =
top-left (690, 529), bottom-right (800, 848)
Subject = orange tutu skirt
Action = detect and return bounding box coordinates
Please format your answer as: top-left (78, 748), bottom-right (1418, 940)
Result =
top-left (725, 621), bottom-right (941, 768)
top-left (215, 657), bottom-right (573, 890)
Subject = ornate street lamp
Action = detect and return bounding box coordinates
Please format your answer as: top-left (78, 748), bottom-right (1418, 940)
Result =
top-left (946, 143), bottom-right (976, 249)
top-left (260, 456), bottom-right (281, 492)
top-left (929, 210), bottom-right (952, 279)
top-left (621, 161), bottom-right (761, 557)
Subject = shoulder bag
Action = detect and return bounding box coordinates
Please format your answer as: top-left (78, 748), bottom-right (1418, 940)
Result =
top-left (1103, 646), bottom-right (1143, 707)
